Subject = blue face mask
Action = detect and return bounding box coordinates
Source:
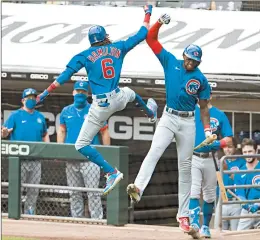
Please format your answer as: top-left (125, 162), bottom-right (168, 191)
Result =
top-left (74, 93), bottom-right (87, 108)
top-left (25, 99), bottom-right (36, 109)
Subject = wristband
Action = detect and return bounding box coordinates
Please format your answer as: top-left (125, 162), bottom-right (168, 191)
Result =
top-left (47, 83), bottom-right (57, 93)
top-left (144, 13), bottom-right (151, 23)
top-left (204, 124), bottom-right (211, 131)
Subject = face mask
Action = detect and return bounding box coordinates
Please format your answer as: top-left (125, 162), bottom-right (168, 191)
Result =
top-left (25, 99), bottom-right (36, 109)
top-left (74, 93), bottom-right (87, 108)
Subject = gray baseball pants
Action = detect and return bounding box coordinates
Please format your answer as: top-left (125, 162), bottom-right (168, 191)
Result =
top-left (134, 108), bottom-right (195, 217)
top-left (66, 161), bottom-right (103, 219)
top-left (21, 160), bottom-right (41, 214)
top-left (75, 87), bottom-right (135, 150)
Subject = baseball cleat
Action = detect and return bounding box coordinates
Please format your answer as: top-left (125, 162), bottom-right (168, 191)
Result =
top-left (177, 216), bottom-right (190, 233)
top-left (200, 225), bottom-right (211, 238)
top-left (126, 183), bottom-right (141, 203)
top-left (147, 98), bottom-right (158, 123)
top-left (103, 170), bottom-right (123, 196)
top-left (188, 223), bottom-right (201, 239)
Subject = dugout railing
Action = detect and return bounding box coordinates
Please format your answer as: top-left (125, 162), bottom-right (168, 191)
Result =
top-left (218, 154), bottom-right (260, 231)
top-left (1, 140), bottom-right (129, 226)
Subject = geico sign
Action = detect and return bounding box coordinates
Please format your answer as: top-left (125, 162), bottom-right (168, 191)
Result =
top-left (30, 74), bottom-right (49, 79)
top-left (108, 116), bottom-right (157, 141)
top-left (71, 76), bottom-right (88, 81)
top-left (2, 72), bottom-right (7, 78)
top-left (119, 78), bottom-right (132, 84)
top-left (1, 144), bottom-right (30, 156)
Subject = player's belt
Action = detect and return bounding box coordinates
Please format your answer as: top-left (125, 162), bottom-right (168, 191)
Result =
top-left (166, 107), bottom-right (194, 118)
top-left (193, 152), bottom-right (212, 158)
top-left (95, 87), bottom-right (120, 100)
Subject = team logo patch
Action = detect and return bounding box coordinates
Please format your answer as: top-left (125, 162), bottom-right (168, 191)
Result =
top-left (252, 175), bottom-right (260, 185)
top-left (186, 79), bottom-right (200, 95)
top-left (79, 82), bottom-right (84, 87)
top-left (37, 118), bottom-right (42, 124)
top-left (210, 117), bottom-right (219, 132)
top-left (193, 51), bottom-right (199, 57)
top-left (230, 166), bottom-right (239, 171)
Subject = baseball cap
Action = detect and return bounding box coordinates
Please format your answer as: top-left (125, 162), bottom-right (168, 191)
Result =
top-left (74, 81), bottom-right (88, 91)
top-left (22, 88), bottom-right (37, 99)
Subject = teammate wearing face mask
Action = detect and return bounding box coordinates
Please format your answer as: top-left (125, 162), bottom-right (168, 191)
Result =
top-left (1, 88), bottom-right (49, 215)
top-left (58, 81), bottom-right (110, 219)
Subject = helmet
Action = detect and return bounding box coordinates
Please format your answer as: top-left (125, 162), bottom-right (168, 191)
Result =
top-left (88, 25), bottom-right (107, 45)
top-left (183, 44), bottom-right (202, 62)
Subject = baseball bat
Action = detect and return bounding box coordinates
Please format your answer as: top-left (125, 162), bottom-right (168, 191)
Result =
top-left (194, 134), bottom-right (217, 151)
top-left (212, 151), bottom-right (228, 203)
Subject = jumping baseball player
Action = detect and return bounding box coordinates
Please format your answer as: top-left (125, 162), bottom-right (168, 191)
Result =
top-left (127, 14), bottom-right (212, 233)
top-left (214, 137), bottom-right (245, 231)
top-left (37, 5), bottom-right (157, 195)
top-left (1, 88), bottom-right (49, 215)
top-left (188, 91), bottom-right (233, 238)
top-left (235, 138), bottom-right (260, 230)
top-left (58, 81), bottom-right (110, 219)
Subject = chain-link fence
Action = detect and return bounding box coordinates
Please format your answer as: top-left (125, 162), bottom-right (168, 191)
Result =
top-left (1, 157), bottom-right (106, 220)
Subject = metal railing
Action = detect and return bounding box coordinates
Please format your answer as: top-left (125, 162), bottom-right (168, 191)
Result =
top-left (218, 154), bottom-right (260, 231)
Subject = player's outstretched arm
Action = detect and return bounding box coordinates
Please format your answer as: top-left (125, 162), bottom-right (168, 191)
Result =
top-left (146, 14), bottom-right (171, 55)
top-left (198, 99), bottom-right (211, 138)
top-left (37, 54), bottom-right (85, 103)
top-left (122, 5), bottom-right (152, 53)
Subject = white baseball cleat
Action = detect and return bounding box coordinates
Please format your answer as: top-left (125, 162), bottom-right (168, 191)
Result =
top-left (147, 98), bottom-right (158, 123)
top-left (126, 183), bottom-right (141, 203)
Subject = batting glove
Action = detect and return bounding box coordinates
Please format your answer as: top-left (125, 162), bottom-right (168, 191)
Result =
top-left (144, 4), bottom-right (153, 15)
top-left (208, 140), bottom-right (221, 151)
top-left (158, 14), bottom-right (171, 25)
top-left (248, 204), bottom-right (259, 213)
top-left (36, 89), bottom-right (49, 104)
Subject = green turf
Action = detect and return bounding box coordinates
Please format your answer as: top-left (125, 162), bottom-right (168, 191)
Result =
top-left (3, 237), bottom-right (40, 240)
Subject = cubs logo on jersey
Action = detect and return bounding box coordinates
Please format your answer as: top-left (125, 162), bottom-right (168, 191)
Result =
top-left (210, 117), bottom-right (219, 132)
top-left (186, 79), bottom-right (200, 95)
top-left (252, 175), bottom-right (260, 185)
top-left (230, 166), bottom-right (239, 171)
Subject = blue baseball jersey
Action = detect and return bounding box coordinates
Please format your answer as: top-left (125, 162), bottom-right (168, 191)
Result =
top-left (194, 106), bottom-right (233, 153)
top-left (223, 158), bottom-right (246, 199)
top-left (60, 103), bottom-right (107, 144)
top-left (155, 49), bottom-right (211, 111)
top-left (60, 26), bottom-right (148, 95)
top-left (234, 161), bottom-right (260, 200)
top-left (4, 109), bottom-right (47, 142)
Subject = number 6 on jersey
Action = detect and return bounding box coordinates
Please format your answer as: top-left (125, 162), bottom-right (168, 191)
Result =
top-left (101, 58), bottom-right (115, 79)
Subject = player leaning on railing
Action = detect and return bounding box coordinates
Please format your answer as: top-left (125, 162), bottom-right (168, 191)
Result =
top-left (234, 138), bottom-right (260, 230)
top-left (37, 5), bottom-right (158, 196)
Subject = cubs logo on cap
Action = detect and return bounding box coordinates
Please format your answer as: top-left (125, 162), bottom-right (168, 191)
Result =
top-left (74, 81), bottom-right (89, 91)
top-left (22, 88), bottom-right (37, 99)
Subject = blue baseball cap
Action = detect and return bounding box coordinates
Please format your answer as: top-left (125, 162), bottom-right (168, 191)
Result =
top-left (22, 88), bottom-right (37, 99)
top-left (74, 81), bottom-right (88, 91)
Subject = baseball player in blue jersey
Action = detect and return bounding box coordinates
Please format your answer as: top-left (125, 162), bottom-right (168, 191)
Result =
top-left (37, 5), bottom-right (157, 195)
top-left (187, 91), bottom-right (233, 238)
top-left (235, 138), bottom-right (260, 230)
top-left (214, 138), bottom-right (245, 231)
top-left (126, 14), bottom-right (212, 233)
top-left (58, 81), bottom-right (110, 219)
top-left (1, 88), bottom-right (49, 215)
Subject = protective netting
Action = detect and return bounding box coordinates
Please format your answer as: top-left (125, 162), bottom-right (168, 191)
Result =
top-left (1, 157), bottom-right (106, 219)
